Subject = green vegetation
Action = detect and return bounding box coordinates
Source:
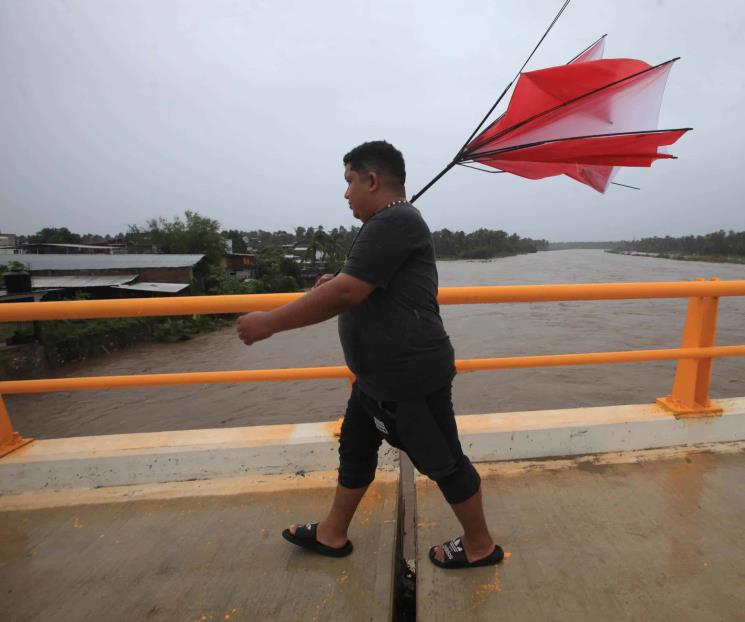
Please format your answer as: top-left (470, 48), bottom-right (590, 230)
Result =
top-left (612, 230), bottom-right (745, 264)
top-left (3, 308), bottom-right (235, 366)
top-left (38, 315), bottom-right (235, 366)
top-left (0, 260), bottom-right (29, 275)
top-left (20, 227), bottom-right (121, 246)
top-left (128, 211), bottom-right (226, 265)
top-left (610, 250), bottom-right (745, 265)
top-left (26, 227), bottom-right (85, 244)
top-left (432, 229), bottom-right (548, 259)
top-left (243, 225), bottom-right (355, 275)
top-left (7, 215), bottom-right (544, 368)
top-left (0, 321), bottom-right (33, 343)
top-left (240, 225), bottom-right (547, 263)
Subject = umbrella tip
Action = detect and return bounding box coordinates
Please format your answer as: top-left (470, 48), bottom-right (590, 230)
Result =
top-left (611, 182), bottom-right (641, 191)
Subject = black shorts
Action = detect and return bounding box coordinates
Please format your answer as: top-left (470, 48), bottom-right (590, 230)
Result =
top-left (337, 381), bottom-right (481, 504)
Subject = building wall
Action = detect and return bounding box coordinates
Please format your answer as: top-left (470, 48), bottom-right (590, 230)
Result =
top-left (223, 255), bottom-right (256, 270)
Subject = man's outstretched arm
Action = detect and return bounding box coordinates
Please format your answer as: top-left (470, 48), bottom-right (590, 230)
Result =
top-left (235, 273), bottom-right (375, 346)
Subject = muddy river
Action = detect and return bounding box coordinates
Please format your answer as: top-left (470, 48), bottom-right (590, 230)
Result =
top-left (7, 250), bottom-right (745, 438)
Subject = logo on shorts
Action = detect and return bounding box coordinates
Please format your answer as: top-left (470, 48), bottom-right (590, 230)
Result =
top-left (373, 416), bottom-right (389, 435)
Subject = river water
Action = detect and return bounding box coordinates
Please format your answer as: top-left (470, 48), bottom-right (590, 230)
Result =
top-left (8, 250), bottom-right (745, 439)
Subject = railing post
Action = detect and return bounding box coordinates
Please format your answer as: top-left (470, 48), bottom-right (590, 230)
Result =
top-left (657, 280), bottom-right (723, 418)
top-left (0, 395), bottom-right (33, 458)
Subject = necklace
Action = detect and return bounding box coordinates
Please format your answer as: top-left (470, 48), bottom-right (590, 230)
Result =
top-left (340, 198), bottom-right (410, 269)
top-left (382, 198), bottom-right (409, 211)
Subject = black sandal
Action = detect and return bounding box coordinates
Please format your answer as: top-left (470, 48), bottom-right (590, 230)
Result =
top-left (282, 523), bottom-right (354, 558)
top-left (429, 536), bottom-right (504, 569)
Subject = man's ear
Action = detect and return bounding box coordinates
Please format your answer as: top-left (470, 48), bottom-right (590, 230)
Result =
top-left (367, 171), bottom-right (380, 192)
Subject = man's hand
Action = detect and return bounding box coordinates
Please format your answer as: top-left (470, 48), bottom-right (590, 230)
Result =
top-left (313, 273), bottom-right (336, 289)
top-left (235, 273), bottom-right (375, 347)
top-left (236, 311), bottom-right (276, 346)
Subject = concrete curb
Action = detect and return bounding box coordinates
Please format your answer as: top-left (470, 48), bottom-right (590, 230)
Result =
top-left (458, 397), bottom-right (745, 462)
top-left (0, 421), bottom-right (399, 494)
top-left (2, 397), bottom-right (743, 494)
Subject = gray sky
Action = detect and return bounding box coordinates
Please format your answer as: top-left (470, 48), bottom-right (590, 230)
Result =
top-left (1, 0), bottom-right (743, 241)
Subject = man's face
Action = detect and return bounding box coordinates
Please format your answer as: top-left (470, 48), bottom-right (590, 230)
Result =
top-left (344, 164), bottom-right (373, 221)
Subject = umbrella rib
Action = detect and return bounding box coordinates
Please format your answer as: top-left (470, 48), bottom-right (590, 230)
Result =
top-left (411, 0), bottom-right (573, 204)
top-left (456, 0), bottom-right (573, 157)
top-left (566, 33), bottom-right (607, 64)
top-left (611, 182), bottom-right (641, 190)
top-left (457, 163), bottom-right (507, 174)
top-left (463, 58), bottom-right (681, 156)
top-left (468, 33), bottom-right (610, 154)
top-left (463, 127), bottom-right (692, 161)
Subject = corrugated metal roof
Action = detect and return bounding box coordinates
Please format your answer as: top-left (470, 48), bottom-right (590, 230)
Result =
top-left (0, 254), bottom-right (206, 270)
top-left (112, 282), bottom-right (189, 293)
top-left (22, 243), bottom-right (123, 250)
top-left (32, 275), bottom-right (138, 288)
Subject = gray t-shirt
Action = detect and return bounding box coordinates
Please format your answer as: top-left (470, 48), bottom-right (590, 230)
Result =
top-left (338, 202), bottom-right (455, 401)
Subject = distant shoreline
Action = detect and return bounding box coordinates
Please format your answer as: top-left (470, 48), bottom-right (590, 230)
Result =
top-left (606, 250), bottom-right (745, 265)
top-left (437, 250), bottom-right (537, 261)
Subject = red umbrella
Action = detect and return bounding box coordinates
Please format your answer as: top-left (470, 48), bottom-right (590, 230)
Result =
top-left (411, 3), bottom-right (691, 199)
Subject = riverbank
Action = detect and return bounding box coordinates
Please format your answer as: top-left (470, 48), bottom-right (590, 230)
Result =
top-left (607, 250), bottom-right (745, 265)
top-left (0, 315), bottom-right (234, 380)
top-left (437, 250), bottom-right (537, 261)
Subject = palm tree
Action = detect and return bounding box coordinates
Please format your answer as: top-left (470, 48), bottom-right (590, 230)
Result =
top-left (324, 229), bottom-right (347, 271)
top-left (304, 228), bottom-right (328, 269)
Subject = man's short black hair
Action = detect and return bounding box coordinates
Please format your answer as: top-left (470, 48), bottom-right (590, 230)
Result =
top-left (343, 140), bottom-right (406, 187)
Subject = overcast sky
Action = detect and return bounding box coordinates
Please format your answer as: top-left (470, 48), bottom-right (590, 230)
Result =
top-left (1, 0), bottom-right (743, 241)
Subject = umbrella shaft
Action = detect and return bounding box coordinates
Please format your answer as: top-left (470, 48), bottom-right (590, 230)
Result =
top-left (410, 160), bottom-right (457, 204)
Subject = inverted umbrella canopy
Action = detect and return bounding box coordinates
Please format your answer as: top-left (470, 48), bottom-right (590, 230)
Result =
top-left (459, 37), bottom-right (690, 193)
top-left (410, 7), bottom-right (693, 204)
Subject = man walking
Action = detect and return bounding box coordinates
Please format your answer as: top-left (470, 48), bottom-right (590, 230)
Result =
top-left (236, 141), bottom-right (502, 569)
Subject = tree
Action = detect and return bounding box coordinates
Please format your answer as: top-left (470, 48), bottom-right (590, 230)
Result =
top-left (29, 227), bottom-right (81, 244)
top-left (222, 229), bottom-right (248, 254)
top-left (619, 230), bottom-right (745, 258)
top-left (128, 211), bottom-right (225, 265)
top-left (255, 246), bottom-right (299, 292)
top-left (304, 227), bottom-right (329, 269)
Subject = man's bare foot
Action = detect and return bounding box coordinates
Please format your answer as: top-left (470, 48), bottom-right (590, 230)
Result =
top-left (431, 534), bottom-right (495, 564)
top-left (288, 521), bottom-right (349, 549)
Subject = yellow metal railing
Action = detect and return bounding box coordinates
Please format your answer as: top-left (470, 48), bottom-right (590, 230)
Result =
top-left (2, 279), bottom-right (745, 457)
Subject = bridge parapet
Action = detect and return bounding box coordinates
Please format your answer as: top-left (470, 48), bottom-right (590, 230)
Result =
top-left (2, 279), bottom-right (745, 457)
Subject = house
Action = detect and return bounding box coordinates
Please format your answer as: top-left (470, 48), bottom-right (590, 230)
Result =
top-left (0, 254), bottom-right (205, 282)
top-left (18, 242), bottom-right (126, 255)
top-left (222, 253), bottom-right (257, 280)
top-left (0, 234), bottom-right (19, 255)
top-left (0, 254), bottom-right (207, 297)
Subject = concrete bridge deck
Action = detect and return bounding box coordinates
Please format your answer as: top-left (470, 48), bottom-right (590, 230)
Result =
top-left (2, 400), bottom-right (745, 621)
top-left (0, 472), bottom-right (399, 622)
top-left (417, 445), bottom-right (745, 621)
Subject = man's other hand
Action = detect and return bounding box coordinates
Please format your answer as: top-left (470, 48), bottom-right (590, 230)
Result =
top-left (236, 311), bottom-right (276, 346)
top-left (313, 273), bottom-right (336, 288)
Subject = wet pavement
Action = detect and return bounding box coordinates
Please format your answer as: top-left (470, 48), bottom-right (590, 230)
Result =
top-left (416, 448), bottom-right (745, 621)
top-left (0, 474), bottom-right (399, 622)
top-left (3, 441), bottom-right (745, 621)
